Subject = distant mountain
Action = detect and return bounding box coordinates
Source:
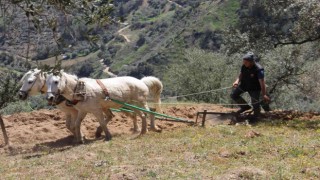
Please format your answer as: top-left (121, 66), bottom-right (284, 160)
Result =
top-left (0, 0), bottom-right (239, 78)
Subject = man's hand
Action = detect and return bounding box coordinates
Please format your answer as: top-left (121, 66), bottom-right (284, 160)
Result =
top-left (233, 81), bottom-right (239, 88)
top-left (263, 95), bottom-right (270, 103)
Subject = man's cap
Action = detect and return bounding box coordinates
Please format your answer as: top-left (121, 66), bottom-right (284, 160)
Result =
top-left (242, 52), bottom-right (255, 61)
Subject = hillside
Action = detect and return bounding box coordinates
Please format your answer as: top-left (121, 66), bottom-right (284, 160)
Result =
top-left (0, 0), bottom-right (234, 74)
top-left (1, 0), bottom-right (320, 111)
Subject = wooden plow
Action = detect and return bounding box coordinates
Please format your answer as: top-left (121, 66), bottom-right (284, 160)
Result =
top-left (196, 110), bottom-right (257, 127)
top-left (0, 115), bottom-right (9, 146)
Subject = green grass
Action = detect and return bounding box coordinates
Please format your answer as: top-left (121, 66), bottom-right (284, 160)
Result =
top-left (145, 11), bottom-right (175, 23)
top-left (111, 52), bottom-right (137, 71)
top-left (1, 119), bottom-right (319, 179)
top-left (205, 0), bottom-right (240, 30)
top-left (111, 43), bottom-right (150, 71)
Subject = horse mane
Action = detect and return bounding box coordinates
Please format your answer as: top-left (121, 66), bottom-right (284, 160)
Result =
top-left (61, 71), bottom-right (78, 81)
top-left (20, 71), bottom-right (33, 83)
top-left (20, 68), bottom-right (42, 83)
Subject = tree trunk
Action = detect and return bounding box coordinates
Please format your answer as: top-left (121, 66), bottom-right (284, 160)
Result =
top-left (0, 114), bottom-right (9, 145)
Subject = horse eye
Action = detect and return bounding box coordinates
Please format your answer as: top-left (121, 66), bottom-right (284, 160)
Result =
top-left (54, 81), bottom-right (59, 84)
top-left (28, 81), bottom-right (33, 84)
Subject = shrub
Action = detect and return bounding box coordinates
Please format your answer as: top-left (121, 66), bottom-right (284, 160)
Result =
top-left (128, 62), bottom-right (154, 79)
top-left (34, 46), bottom-right (49, 60)
top-left (136, 34), bottom-right (146, 47)
top-left (0, 101), bottom-right (32, 115)
top-left (0, 53), bottom-right (14, 65)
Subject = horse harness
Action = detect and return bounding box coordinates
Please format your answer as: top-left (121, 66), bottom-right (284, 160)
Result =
top-left (96, 79), bottom-right (110, 100)
top-left (70, 80), bottom-right (87, 105)
top-left (64, 79), bottom-right (110, 107)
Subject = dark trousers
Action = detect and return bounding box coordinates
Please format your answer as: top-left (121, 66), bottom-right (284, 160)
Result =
top-left (230, 87), bottom-right (261, 113)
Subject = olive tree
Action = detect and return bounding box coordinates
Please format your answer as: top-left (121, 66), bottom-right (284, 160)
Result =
top-left (164, 48), bottom-right (238, 103)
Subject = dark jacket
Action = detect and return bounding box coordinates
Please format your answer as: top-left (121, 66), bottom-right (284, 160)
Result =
top-left (239, 63), bottom-right (264, 91)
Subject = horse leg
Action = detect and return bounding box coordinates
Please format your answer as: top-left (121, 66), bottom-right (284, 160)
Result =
top-left (92, 110), bottom-right (112, 141)
top-left (147, 105), bottom-right (162, 132)
top-left (95, 108), bottom-right (113, 138)
top-left (65, 113), bottom-right (74, 134)
top-left (128, 112), bottom-right (140, 133)
top-left (138, 111), bottom-right (147, 135)
top-left (133, 104), bottom-right (148, 135)
top-left (74, 111), bottom-right (87, 144)
top-left (69, 109), bottom-right (87, 141)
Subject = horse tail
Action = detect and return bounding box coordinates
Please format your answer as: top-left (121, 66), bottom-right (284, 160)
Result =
top-left (141, 76), bottom-right (163, 112)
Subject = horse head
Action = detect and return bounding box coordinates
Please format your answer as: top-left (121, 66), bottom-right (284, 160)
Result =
top-left (19, 68), bottom-right (47, 100)
top-left (46, 70), bottom-right (71, 104)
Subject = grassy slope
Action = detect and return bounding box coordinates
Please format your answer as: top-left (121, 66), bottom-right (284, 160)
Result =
top-left (1, 120), bottom-right (319, 179)
top-left (110, 0), bottom-right (240, 75)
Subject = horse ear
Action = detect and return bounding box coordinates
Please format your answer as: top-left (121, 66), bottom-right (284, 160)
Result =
top-left (59, 69), bottom-right (64, 76)
top-left (34, 69), bottom-right (42, 76)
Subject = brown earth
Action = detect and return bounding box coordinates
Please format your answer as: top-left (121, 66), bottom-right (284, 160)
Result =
top-left (0, 104), bottom-right (231, 154)
top-left (0, 104), bottom-right (319, 155)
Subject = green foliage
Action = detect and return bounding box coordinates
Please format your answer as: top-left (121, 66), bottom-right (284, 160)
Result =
top-left (33, 45), bottom-right (50, 60)
top-left (127, 62), bottom-right (154, 79)
top-left (28, 95), bottom-right (51, 110)
top-left (164, 49), bottom-right (237, 103)
top-left (0, 95), bottom-right (51, 115)
top-left (0, 101), bottom-right (32, 115)
top-left (225, 0), bottom-right (320, 53)
top-left (77, 61), bottom-right (94, 77)
top-left (0, 72), bottom-right (21, 109)
top-left (135, 33), bottom-right (146, 47)
top-left (0, 53), bottom-right (14, 66)
top-left (209, 0), bottom-right (240, 30)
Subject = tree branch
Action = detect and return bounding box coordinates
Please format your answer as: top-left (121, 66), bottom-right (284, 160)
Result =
top-left (274, 35), bottom-right (320, 48)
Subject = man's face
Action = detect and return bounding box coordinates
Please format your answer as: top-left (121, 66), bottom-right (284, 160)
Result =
top-left (243, 59), bottom-right (254, 68)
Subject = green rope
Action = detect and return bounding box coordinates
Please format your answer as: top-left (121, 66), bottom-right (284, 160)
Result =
top-left (110, 99), bottom-right (194, 124)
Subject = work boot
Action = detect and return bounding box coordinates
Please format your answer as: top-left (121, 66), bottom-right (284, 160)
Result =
top-left (249, 109), bottom-right (261, 123)
top-left (261, 103), bottom-right (271, 112)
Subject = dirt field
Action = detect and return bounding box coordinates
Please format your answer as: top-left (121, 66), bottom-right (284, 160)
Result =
top-left (1, 104), bottom-right (319, 155)
top-left (0, 104), bottom-right (230, 154)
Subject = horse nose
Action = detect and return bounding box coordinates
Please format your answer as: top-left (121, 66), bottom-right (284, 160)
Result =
top-left (18, 91), bottom-right (27, 100)
top-left (47, 95), bottom-right (54, 101)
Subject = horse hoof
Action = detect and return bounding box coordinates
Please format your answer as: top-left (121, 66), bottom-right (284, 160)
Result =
top-left (130, 127), bottom-right (141, 134)
top-left (95, 132), bottom-right (102, 138)
top-left (73, 138), bottom-right (85, 144)
top-left (105, 136), bottom-right (112, 141)
top-left (150, 127), bottom-right (162, 133)
top-left (95, 127), bottom-right (103, 138)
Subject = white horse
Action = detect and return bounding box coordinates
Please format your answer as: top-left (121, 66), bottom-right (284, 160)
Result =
top-left (94, 76), bottom-right (163, 137)
top-left (46, 70), bottom-right (162, 143)
top-left (19, 69), bottom-right (83, 138)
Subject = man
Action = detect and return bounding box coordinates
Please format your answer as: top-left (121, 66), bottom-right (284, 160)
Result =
top-left (231, 52), bottom-right (270, 120)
